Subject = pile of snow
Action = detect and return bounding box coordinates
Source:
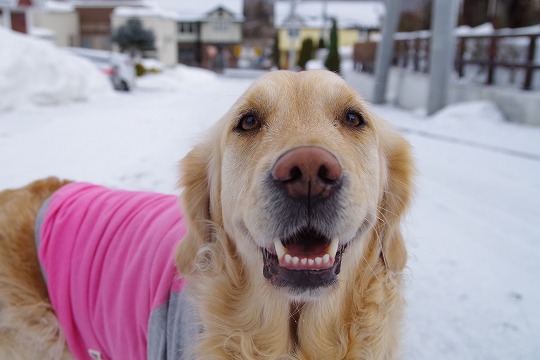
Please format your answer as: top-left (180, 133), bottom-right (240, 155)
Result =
top-left (0, 28), bottom-right (113, 112)
top-left (136, 64), bottom-right (217, 91)
top-left (430, 100), bottom-right (506, 124)
top-left (140, 58), bottom-right (165, 72)
top-left (384, 101), bottom-right (540, 158)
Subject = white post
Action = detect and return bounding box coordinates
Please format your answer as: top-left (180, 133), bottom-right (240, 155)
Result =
top-left (320, 0), bottom-right (327, 43)
top-left (373, 0), bottom-right (402, 104)
top-left (287, 0), bottom-right (300, 70)
top-left (427, 0), bottom-right (460, 115)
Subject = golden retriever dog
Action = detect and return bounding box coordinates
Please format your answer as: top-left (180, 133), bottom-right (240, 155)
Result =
top-left (0, 70), bottom-right (413, 359)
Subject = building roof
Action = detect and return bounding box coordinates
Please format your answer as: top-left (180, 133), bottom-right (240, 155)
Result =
top-left (275, 0), bottom-right (385, 30)
top-left (67, 0), bottom-right (144, 8)
top-left (113, 4), bottom-right (179, 20)
top-left (143, 0), bottom-right (242, 21)
top-left (42, 0), bottom-right (75, 12)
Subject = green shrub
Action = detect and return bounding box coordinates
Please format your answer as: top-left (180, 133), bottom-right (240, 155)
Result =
top-left (135, 63), bottom-right (146, 77)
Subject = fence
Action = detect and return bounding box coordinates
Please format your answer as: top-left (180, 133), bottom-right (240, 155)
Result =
top-left (391, 28), bottom-right (540, 91)
top-left (354, 27), bottom-right (540, 91)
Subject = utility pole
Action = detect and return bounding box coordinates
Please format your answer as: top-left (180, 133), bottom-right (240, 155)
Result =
top-left (373, 0), bottom-right (402, 104)
top-left (320, 0), bottom-right (327, 44)
top-left (427, 0), bottom-right (460, 115)
top-left (287, 0), bottom-right (301, 70)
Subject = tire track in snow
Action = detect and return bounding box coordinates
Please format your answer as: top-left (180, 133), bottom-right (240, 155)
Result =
top-left (397, 127), bottom-right (540, 162)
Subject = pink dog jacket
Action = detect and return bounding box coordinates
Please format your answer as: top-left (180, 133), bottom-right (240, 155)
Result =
top-left (37, 183), bottom-right (197, 360)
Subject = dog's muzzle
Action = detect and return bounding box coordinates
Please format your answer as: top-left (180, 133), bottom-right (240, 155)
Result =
top-left (261, 146), bottom-right (347, 292)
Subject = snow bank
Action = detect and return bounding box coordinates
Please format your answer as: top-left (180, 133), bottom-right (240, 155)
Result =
top-left (385, 100), bottom-right (540, 157)
top-left (430, 100), bottom-right (506, 124)
top-left (136, 64), bottom-right (217, 91)
top-left (0, 28), bottom-right (113, 112)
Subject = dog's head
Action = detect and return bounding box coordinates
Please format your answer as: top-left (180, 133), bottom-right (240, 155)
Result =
top-left (177, 70), bottom-right (413, 301)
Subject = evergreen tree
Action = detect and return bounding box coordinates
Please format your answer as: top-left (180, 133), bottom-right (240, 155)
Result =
top-left (318, 37), bottom-right (325, 49)
top-left (297, 38), bottom-right (314, 70)
top-left (112, 18), bottom-right (155, 56)
top-left (324, 18), bottom-right (340, 74)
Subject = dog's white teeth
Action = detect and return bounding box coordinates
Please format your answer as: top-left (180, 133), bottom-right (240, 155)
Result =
top-left (284, 254), bottom-right (292, 264)
top-left (274, 238), bottom-right (287, 259)
top-left (273, 237), bottom-right (338, 270)
top-left (327, 238), bottom-right (339, 259)
top-left (322, 254), bottom-right (330, 264)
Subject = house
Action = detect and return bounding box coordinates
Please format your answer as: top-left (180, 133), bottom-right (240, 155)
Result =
top-left (274, 0), bottom-right (384, 69)
top-left (31, 1), bottom-right (79, 47)
top-left (112, 2), bottom-right (243, 69)
top-left (177, 5), bottom-right (243, 69)
top-left (1, 0), bottom-right (32, 33)
top-left (69, 0), bottom-right (144, 50)
top-left (1, 0), bottom-right (146, 48)
top-left (0, 0), bottom-right (78, 46)
top-left (1, 0), bottom-right (243, 70)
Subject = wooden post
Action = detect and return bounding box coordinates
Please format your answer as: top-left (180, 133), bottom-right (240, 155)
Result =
top-left (486, 36), bottom-right (497, 85)
top-left (456, 37), bottom-right (465, 78)
top-left (523, 35), bottom-right (537, 90)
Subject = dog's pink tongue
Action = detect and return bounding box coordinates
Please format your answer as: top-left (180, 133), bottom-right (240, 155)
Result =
top-left (285, 243), bottom-right (327, 257)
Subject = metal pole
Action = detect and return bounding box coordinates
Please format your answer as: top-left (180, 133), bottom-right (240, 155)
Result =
top-left (320, 0), bottom-right (327, 43)
top-left (373, 0), bottom-right (402, 104)
top-left (288, 0), bottom-right (300, 70)
top-left (427, 0), bottom-right (460, 115)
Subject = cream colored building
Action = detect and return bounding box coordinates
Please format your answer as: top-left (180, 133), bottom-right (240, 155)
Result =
top-left (199, 6), bottom-right (241, 44)
top-left (112, 6), bottom-right (178, 66)
top-left (30, 1), bottom-right (79, 47)
top-left (177, 5), bottom-right (243, 69)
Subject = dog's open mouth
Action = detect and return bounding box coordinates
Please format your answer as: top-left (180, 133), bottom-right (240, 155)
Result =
top-left (262, 227), bottom-right (346, 291)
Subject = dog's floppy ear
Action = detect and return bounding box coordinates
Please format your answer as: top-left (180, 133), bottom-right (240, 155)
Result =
top-left (176, 132), bottom-right (222, 275)
top-left (377, 125), bottom-right (414, 273)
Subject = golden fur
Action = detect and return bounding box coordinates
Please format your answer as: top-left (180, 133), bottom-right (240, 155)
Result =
top-left (0, 70), bottom-right (413, 359)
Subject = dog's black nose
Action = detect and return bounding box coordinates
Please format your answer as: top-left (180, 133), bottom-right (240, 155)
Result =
top-left (271, 146), bottom-right (343, 201)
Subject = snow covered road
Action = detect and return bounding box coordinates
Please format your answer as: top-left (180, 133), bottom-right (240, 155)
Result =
top-left (1, 67), bottom-right (539, 359)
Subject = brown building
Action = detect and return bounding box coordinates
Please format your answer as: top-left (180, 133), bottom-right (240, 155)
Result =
top-left (70, 0), bottom-right (143, 49)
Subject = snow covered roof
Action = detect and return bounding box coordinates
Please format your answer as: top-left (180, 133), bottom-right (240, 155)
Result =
top-left (113, 5), bottom-right (179, 20)
top-left (42, 0), bottom-right (75, 12)
top-left (68, 0), bottom-right (145, 8)
top-left (275, 0), bottom-right (385, 30)
top-left (143, 0), bottom-right (242, 22)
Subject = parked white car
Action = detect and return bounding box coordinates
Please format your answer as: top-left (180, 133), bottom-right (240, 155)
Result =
top-left (66, 48), bottom-right (136, 91)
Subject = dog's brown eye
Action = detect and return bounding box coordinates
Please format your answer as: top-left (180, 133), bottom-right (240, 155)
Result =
top-left (237, 114), bottom-right (261, 132)
top-left (344, 112), bottom-right (365, 128)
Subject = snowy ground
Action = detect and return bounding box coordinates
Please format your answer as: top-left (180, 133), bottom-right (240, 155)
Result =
top-left (1, 31), bottom-right (540, 360)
